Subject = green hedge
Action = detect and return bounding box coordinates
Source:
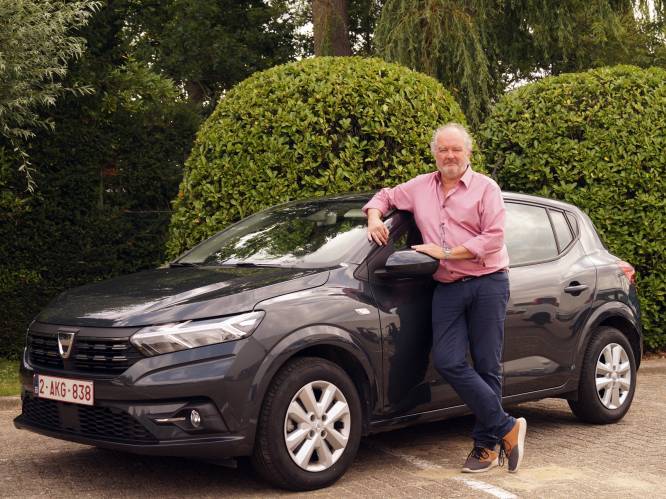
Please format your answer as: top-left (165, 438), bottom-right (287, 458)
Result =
top-left (0, 78), bottom-right (199, 359)
top-left (167, 56), bottom-right (474, 256)
top-left (480, 65), bottom-right (666, 350)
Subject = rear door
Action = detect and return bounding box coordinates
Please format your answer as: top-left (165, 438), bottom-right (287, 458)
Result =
top-left (502, 201), bottom-right (596, 396)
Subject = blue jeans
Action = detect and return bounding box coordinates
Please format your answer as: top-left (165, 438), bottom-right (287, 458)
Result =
top-left (431, 271), bottom-right (514, 449)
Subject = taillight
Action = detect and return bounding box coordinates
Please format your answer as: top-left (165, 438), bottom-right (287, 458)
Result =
top-left (618, 261), bottom-right (636, 285)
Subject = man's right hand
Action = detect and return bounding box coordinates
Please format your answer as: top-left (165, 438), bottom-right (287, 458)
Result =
top-left (367, 209), bottom-right (389, 246)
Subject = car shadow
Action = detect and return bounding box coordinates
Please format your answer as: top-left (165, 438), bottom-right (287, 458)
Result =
top-left (43, 399), bottom-right (584, 495)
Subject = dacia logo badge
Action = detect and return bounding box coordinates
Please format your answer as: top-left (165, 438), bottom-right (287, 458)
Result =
top-left (57, 329), bottom-right (77, 359)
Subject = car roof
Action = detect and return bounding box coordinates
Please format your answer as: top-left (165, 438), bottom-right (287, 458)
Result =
top-left (298, 191), bottom-right (581, 214)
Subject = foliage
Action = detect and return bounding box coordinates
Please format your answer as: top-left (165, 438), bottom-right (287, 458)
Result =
top-left (166, 56), bottom-right (472, 257)
top-left (479, 65), bottom-right (666, 349)
top-left (124, 0), bottom-right (299, 108)
top-left (0, 1), bottom-right (200, 359)
top-left (0, 0), bottom-right (99, 187)
top-left (374, 0), bottom-right (666, 127)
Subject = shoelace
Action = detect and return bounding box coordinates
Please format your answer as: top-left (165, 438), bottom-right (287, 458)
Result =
top-left (498, 439), bottom-right (512, 467)
top-left (468, 446), bottom-right (490, 461)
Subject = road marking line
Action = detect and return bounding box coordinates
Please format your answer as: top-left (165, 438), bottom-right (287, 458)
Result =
top-left (455, 477), bottom-right (518, 499)
top-left (369, 443), bottom-right (518, 499)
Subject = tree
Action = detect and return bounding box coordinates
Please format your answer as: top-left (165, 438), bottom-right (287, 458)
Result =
top-left (374, 0), bottom-right (666, 126)
top-left (347, 0), bottom-right (385, 55)
top-left (0, 0), bottom-right (201, 358)
top-left (0, 0), bottom-right (99, 188)
top-left (313, 0), bottom-right (352, 55)
top-left (124, 0), bottom-right (300, 109)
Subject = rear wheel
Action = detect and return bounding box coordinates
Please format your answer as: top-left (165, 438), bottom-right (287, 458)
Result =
top-left (568, 327), bottom-right (636, 423)
top-left (251, 357), bottom-right (362, 491)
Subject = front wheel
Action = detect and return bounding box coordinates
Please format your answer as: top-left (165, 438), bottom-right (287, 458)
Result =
top-left (251, 357), bottom-right (362, 491)
top-left (568, 327), bottom-right (636, 424)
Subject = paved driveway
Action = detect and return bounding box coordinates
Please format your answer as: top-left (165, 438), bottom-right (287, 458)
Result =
top-left (1, 358), bottom-right (665, 498)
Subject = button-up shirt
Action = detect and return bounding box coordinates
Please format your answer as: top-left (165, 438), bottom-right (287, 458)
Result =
top-left (363, 167), bottom-right (510, 283)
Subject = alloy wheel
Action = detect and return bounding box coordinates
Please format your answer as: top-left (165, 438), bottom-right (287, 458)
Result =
top-left (595, 342), bottom-right (631, 410)
top-left (283, 380), bottom-right (351, 472)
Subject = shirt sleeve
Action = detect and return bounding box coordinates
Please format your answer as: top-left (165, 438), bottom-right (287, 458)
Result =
top-left (362, 176), bottom-right (421, 216)
top-left (461, 182), bottom-right (505, 262)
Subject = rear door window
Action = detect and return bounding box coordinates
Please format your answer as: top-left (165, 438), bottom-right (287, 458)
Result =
top-left (505, 203), bottom-right (559, 266)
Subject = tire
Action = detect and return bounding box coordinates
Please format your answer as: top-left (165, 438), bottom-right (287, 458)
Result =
top-left (251, 357), bottom-right (363, 491)
top-left (568, 326), bottom-right (636, 424)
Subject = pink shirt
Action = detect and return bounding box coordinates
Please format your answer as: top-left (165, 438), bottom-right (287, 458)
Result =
top-left (363, 167), bottom-right (510, 283)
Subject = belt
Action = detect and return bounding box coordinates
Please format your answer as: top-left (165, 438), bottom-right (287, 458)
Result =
top-left (443, 269), bottom-right (507, 284)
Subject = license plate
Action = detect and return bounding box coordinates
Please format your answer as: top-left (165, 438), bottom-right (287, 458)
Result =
top-left (33, 374), bottom-right (94, 406)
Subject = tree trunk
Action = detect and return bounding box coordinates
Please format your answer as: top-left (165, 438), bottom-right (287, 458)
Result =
top-left (312, 0), bottom-right (352, 56)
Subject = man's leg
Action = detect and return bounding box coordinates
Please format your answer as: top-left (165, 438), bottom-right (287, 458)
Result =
top-left (467, 271), bottom-right (526, 473)
top-left (466, 272), bottom-right (513, 447)
top-left (431, 281), bottom-right (508, 449)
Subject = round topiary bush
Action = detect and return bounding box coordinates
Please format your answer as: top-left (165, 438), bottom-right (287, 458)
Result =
top-left (479, 65), bottom-right (666, 349)
top-left (166, 56), bottom-right (471, 257)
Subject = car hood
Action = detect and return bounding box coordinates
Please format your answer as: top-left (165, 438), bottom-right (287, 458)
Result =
top-left (35, 266), bottom-right (329, 327)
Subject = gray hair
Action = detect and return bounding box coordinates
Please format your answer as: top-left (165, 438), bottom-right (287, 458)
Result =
top-left (430, 123), bottom-right (474, 154)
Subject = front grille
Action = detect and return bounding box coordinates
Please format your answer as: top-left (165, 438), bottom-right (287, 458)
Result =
top-left (28, 332), bottom-right (143, 375)
top-left (72, 338), bottom-right (143, 374)
top-left (28, 333), bottom-right (64, 369)
top-left (78, 404), bottom-right (155, 441)
top-left (22, 396), bottom-right (157, 443)
top-left (22, 393), bottom-right (61, 428)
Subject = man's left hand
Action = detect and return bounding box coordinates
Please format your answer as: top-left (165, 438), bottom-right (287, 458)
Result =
top-left (411, 243), bottom-right (444, 260)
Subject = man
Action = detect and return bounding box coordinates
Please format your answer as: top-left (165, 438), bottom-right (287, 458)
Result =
top-left (363, 123), bottom-right (526, 473)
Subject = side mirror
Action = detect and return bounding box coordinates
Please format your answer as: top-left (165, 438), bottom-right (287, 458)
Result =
top-left (375, 250), bottom-right (439, 278)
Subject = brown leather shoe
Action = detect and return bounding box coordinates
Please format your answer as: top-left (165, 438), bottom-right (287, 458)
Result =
top-left (461, 446), bottom-right (499, 473)
top-left (500, 417), bottom-right (527, 472)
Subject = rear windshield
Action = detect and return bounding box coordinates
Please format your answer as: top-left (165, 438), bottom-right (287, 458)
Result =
top-left (176, 200), bottom-right (370, 269)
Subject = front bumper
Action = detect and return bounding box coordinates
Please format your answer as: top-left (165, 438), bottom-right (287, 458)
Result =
top-left (13, 411), bottom-right (249, 459)
top-left (14, 333), bottom-right (261, 459)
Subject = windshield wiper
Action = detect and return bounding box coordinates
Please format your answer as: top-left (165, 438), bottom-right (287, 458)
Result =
top-left (169, 261), bottom-right (201, 268)
top-left (216, 262), bottom-right (285, 268)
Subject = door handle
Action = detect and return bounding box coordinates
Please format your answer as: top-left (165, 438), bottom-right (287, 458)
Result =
top-left (564, 282), bottom-right (588, 296)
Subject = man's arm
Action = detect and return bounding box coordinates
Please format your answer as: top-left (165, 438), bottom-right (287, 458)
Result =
top-left (460, 183), bottom-right (505, 262)
top-left (363, 176), bottom-right (422, 246)
top-left (367, 208), bottom-right (389, 246)
top-left (411, 243), bottom-right (475, 260)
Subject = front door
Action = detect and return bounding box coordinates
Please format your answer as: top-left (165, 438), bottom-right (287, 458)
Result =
top-left (365, 212), bottom-right (459, 416)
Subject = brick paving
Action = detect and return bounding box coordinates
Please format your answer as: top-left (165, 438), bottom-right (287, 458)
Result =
top-left (1, 359), bottom-right (665, 498)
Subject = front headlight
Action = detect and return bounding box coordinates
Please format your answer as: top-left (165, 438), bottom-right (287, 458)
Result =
top-left (130, 311), bottom-right (265, 356)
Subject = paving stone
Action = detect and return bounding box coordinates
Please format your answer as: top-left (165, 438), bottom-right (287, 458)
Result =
top-left (1, 359), bottom-right (665, 498)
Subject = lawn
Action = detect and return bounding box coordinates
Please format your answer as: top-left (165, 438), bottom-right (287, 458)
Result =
top-left (0, 359), bottom-right (20, 396)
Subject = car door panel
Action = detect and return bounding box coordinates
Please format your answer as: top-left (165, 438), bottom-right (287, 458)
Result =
top-left (364, 213), bottom-right (460, 416)
top-left (502, 203), bottom-right (596, 395)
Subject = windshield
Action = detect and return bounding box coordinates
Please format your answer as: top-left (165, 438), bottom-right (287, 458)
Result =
top-left (176, 199), bottom-right (371, 268)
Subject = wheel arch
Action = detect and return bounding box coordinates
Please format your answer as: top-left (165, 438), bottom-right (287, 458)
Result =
top-left (247, 325), bottom-right (378, 438)
top-left (576, 302), bottom-right (643, 374)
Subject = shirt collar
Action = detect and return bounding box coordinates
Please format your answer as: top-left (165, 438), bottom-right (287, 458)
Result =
top-left (435, 165), bottom-right (473, 188)
top-left (460, 164), bottom-right (473, 187)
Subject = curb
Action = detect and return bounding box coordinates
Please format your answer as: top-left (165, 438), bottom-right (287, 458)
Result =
top-left (0, 396), bottom-right (20, 411)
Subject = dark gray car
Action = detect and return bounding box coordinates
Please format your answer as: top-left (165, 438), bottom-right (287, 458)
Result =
top-left (14, 192), bottom-right (642, 490)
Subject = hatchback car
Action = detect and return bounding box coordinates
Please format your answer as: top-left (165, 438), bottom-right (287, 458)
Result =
top-left (14, 192), bottom-right (642, 490)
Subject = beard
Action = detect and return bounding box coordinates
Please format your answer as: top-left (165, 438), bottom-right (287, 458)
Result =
top-left (438, 163), bottom-right (467, 180)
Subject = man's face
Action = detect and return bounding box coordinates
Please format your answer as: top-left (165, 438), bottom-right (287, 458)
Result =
top-left (433, 129), bottom-right (471, 180)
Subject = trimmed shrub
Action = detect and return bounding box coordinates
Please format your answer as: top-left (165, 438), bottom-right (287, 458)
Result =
top-left (166, 56), bottom-right (474, 256)
top-left (479, 65), bottom-right (666, 350)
